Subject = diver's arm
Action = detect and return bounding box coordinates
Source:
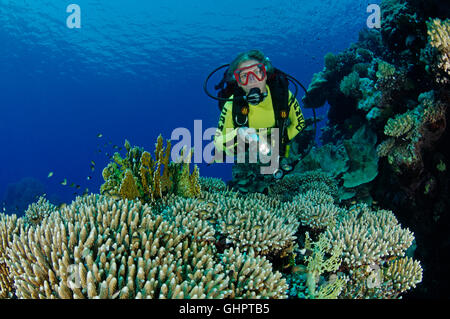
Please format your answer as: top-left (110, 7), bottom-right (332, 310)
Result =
top-left (286, 91), bottom-right (306, 141)
top-left (213, 102), bottom-right (239, 159)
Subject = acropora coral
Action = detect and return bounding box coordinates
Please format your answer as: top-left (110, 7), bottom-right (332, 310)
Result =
top-left (23, 195), bottom-right (56, 227)
top-left (4, 194), bottom-right (288, 299)
top-left (0, 171), bottom-right (423, 299)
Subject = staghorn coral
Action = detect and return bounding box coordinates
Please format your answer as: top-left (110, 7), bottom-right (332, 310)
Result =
top-left (376, 138), bottom-right (396, 158)
top-left (101, 135), bottom-right (201, 202)
top-left (320, 203), bottom-right (422, 299)
top-left (217, 195), bottom-right (298, 256)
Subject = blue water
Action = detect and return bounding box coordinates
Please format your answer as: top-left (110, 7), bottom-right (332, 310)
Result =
top-left (0, 0), bottom-right (379, 210)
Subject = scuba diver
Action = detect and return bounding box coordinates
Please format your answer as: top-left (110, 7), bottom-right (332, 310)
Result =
top-left (204, 49), bottom-right (308, 179)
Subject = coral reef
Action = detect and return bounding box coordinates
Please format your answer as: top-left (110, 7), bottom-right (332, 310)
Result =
top-left (101, 135), bottom-right (201, 202)
top-left (299, 0), bottom-right (448, 297)
top-left (5, 194), bottom-right (288, 299)
top-left (1, 161), bottom-right (424, 299)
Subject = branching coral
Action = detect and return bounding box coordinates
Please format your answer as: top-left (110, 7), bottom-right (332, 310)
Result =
top-left (198, 177), bottom-right (227, 193)
top-left (268, 170), bottom-right (338, 202)
top-left (320, 203), bottom-right (422, 299)
top-left (221, 247), bottom-right (287, 298)
top-left (5, 194), bottom-right (287, 299)
top-left (283, 191), bottom-right (340, 231)
top-left (324, 204), bottom-right (415, 268)
top-left (23, 196), bottom-right (56, 227)
top-left (0, 214), bottom-right (23, 298)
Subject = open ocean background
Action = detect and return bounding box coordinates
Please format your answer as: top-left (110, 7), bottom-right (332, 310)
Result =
top-left (0, 0), bottom-right (379, 212)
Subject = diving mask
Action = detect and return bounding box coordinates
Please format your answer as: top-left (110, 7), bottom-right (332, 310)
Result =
top-left (234, 63), bottom-right (267, 86)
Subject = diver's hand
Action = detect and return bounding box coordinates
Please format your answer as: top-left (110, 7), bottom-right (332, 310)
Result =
top-left (238, 127), bottom-right (259, 143)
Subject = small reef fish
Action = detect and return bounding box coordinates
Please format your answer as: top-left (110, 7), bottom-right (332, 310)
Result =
top-left (87, 176), bottom-right (92, 180)
top-left (110, 194), bottom-right (121, 201)
top-left (91, 160), bottom-right (95, 166)
top-left (47, 172), bottom-right (54, 178)
top-left (97, 133), bottom-right (103, 138)
top-left (61, 179), bottom-right (67, 186)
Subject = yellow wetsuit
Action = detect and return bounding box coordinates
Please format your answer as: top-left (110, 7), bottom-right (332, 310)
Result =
top-left (214, 85), bottom-right (305, 158)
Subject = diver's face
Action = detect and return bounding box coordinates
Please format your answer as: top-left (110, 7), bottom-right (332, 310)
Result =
top-left (236, 59), bottom-right (267, 94)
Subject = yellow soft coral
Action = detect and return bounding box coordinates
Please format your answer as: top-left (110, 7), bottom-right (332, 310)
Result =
top-left (304, 232), bottom-right (345, 299)
top-left (119, 169), bottom-right (140, 200)
top-left (102, 135), bottom-right (201, 202)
